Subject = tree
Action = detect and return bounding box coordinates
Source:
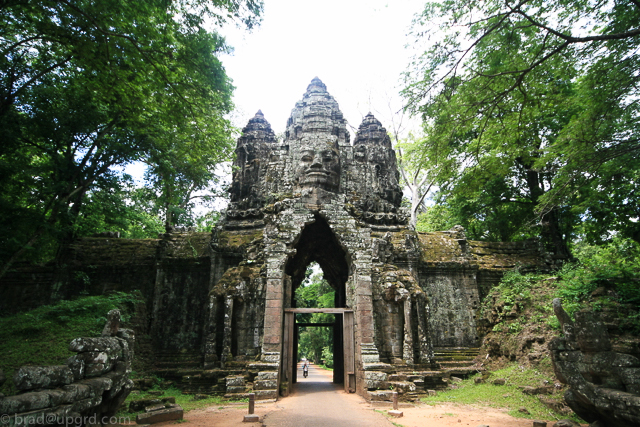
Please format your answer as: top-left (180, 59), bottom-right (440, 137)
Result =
top-left (402, 0), bottom-right (640, 253)
top-left (0, 0), bottom-right (262, 277)
top-left (396, 130), bottom-right (456, 229)
top-left (295, 265), bottom-right (335, 365)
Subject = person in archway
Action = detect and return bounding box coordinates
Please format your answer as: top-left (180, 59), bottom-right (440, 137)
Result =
top-left (302, 359), bottom-right (309, 378)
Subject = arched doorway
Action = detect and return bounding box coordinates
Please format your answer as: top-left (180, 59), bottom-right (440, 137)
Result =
top-left (280, 215), bottom-right (355, 395)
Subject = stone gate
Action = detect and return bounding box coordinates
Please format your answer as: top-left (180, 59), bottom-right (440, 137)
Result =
top-left (1, 78), bottom-right (549, 401)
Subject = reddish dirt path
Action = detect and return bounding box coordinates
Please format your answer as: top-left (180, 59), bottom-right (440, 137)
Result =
top-left (153, 364), bottom-right (576, 427)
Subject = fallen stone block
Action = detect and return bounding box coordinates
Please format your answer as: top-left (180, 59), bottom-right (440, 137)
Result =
top-left (136, 406), bottom-right (183, 424)
top-left (0, 391), bottom-right (52, 414)
top-left (387, 409), bottom-right (403, 418)
top-left (552, 420), bottom-right (580, 427)
top-left (129, 399), bottom-right (161, 412)
top-left (522, 386), bottom-right (553, 395)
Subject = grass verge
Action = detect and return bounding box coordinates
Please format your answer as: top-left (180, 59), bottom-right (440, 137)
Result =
top-left (421, 364), bottom-right (582, 423)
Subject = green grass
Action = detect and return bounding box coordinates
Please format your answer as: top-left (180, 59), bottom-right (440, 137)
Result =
top-left (0, 292), bottom-right (140, 396)
top-left (421, 364), bottom-right (582, 422)
top-left (120, 385), bottom-right (248, 418)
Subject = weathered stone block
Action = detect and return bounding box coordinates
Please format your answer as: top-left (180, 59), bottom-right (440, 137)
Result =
top-left (129, 398), bottom-right (161, 412)
top-left (522, 386), bottom-right (553, 395)
top-left (226, 376), bottom-right (245, 387)
top-left (136, 406), bottom-right (183, 424)
top-left (254, 379), bottom-right (277, 390)
top-left (69, 337), bottom-right (122, 353)
top-left (61, 383), bottom-right (93, 401)
top-left (253, 390), bottom-right (277, 400)
top-left (70, 396), bottom-right (102, 414)
top-left (0, 391), bottom-right (52, 414)
top-left (66, 355), bottom-right (85, 381)
top-left (257, 371), bottom-right (277, 380)
top-left (13, 366), bottom-right (74, 391)
top-left (78, 377), bottom-right (113, 394)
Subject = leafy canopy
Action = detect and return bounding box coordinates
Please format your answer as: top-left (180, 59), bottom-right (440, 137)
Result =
top-left (0, 0), bottom-right (262, 273)
top-left (403, 0), bottom-right (640, 248)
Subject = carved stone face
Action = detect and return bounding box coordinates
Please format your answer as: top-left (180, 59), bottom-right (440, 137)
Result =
top-left (293, 143), bottom-right (341, 192)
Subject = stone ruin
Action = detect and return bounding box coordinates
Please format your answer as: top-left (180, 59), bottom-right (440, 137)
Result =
top-left (1, 78), bottom-right (549, 402)
top-left (0, 311), bottom-right (136, 427)
top-left (551, 299), bottom-right (640, 427)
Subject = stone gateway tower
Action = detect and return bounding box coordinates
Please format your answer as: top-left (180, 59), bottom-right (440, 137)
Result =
top-left (202, 78), bottom-right (547, 399)
top-left (1, 78), bottom-right (548, 402)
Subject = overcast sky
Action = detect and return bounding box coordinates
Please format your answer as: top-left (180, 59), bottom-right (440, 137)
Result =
top-left (220, 0), bottom-right (425, 138)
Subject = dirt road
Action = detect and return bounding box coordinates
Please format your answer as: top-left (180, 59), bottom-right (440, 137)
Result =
top-left (156, 364), bottom-right (572, 427)
top-left (261, 363), bottom-right (391, 426)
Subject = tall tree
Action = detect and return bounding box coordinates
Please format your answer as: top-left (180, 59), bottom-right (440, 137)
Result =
top-left (402, 0), bottom-right (640, 254)
top-left (0, 0), bottom-right (262, 277)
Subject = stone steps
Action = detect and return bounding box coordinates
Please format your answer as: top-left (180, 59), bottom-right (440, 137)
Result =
top-left (433, 347), bottom-right (480, 361)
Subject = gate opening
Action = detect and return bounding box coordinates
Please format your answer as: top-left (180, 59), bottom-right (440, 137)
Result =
top-left (281, 216), bottom-right (355, 395)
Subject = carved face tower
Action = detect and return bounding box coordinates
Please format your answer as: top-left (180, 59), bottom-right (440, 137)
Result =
top-left (225, 77), bottom-right (404, 223)
top-left (286, 77), bottom-right (349, 193)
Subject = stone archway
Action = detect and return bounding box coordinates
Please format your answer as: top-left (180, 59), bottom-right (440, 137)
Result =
top-left (280, 215), bottom-right (352, 393)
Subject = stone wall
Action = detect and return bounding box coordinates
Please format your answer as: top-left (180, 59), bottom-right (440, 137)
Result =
top-left (0, 311), bottom-right (134, 427)
top-left (550, 299), bottom-right (640, 427)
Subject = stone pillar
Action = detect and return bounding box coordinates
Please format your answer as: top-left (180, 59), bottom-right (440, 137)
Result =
top-left (221, 296), bottom-right (234, 368)
top-left (261, 246), bottom-right (286, 357)
top-left (203, 295), bottom-right (219, 368)
top-left (402, 297), bottom-right (414, 364)
top-left (415, 294), bottom-right (434, 365)
top-left (354, 257), bottom-right (376, 348)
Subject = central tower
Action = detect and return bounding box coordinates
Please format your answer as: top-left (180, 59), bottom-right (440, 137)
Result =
top-left (208, 78), bottom-right (449, 400)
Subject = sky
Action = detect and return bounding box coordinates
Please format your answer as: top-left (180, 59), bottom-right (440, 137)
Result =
top-left (219, 0), bottom-right (426, 138)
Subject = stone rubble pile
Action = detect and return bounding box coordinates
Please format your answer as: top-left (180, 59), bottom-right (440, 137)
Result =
top-left (0, 310), bottom-right (134, 427)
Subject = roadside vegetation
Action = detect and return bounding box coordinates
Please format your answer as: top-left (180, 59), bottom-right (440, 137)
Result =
top-left (422, 236), bottom-right (640, 422)
top-left (296, 263), bottom-right (335, 369)
top-left (421, 365), bottom-right (579, 422)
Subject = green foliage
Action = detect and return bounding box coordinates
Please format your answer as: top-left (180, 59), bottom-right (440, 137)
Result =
top-left (403, 0), bottom-right (640, 252)
top-left (72, 183), bottom-right (165, 239)
top-left (421, 364), bottom-right (581, 422)
top-left (557, 237), bottom-right (640, 317)
top-left (296, 263), bottom-right (335, 364)
top-left (321, 346), bottom-right (334, 369)
top-left (0, 0), bottom-right (262, 276)
top-left (481, 271), bottom-right (541, 320)
top-left (0, 292), bottom-right (141, 396)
